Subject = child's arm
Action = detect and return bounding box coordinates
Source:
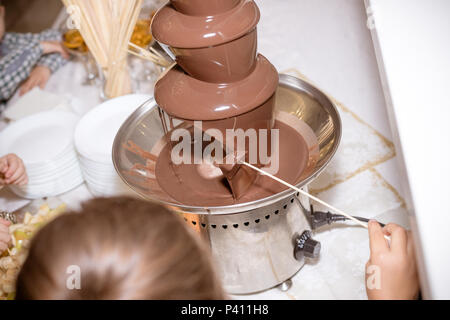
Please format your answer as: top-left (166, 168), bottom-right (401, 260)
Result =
top-left (366, 221), bottom-right (420, 300)
top-left (3, 29), bottom-right (69, 73)
top-left (0, 32), bottom-right (69, 99)
top-left (15, 30), bottom-right (70, 73)
top-left (35, 29), bottom-right (69, 73)
top-left (0, 39), bottom-right (43, 100)
top-left (18, 40), bottom-right (68, 96)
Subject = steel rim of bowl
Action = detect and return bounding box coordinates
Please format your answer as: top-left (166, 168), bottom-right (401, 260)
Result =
top-left (112, 74), bottom-right (342, 214)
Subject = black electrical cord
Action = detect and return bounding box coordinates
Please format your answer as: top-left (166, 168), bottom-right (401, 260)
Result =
top-left (309, 206), bottom-right (385, 230)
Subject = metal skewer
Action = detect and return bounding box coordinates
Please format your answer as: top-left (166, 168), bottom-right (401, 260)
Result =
top-left (240, 161), bottom-right (369, 229)
top-left (241, 161), bottom-right (392, 242)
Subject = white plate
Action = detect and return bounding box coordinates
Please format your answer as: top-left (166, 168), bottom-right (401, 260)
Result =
top-left (75, 94), bottom-right (151, 163)
top-left (85, 181), bottom-right (133, 197)
top-left (14, 170), bottom-right (83, 192)
top-left (80, 164), bottom-right (119, 177)
top-left (27, 161), bottom-right (82, 185)
top-left (82, 173), bottom-right (123, 188)
top-left (78, 157), bottom-right (115, 172)
top-left (25, 145), bottom-right (76, 170)
top-left (0, 110), bottom-right (79, 165)
top-left (18, 165), bottom-right (83, 190)
top-left (11, 170), bottom-right (84, 199)
top-left (3, 87), bottom-right (68, 121)
top-left (26, 153), bottom-right (79, 178)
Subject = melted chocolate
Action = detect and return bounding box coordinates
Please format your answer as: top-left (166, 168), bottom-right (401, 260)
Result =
top-left (155, 120), bottom-right (310, 206)
top-left (218, 162), bottom-right (258, 200)
top-left (154, 55), bottom-right (278, 120)
top-left (170, 0), bottom-right (240, 16)
top-left (152, 0), bottom-right (260, 48)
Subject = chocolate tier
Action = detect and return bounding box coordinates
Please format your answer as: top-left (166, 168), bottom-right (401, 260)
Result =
top-left (152, 0), bottom-right (280, 200)
top-left (170, 0), bottom-right (241, 16)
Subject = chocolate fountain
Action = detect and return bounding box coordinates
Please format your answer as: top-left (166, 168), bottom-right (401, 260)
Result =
top-left (112, 0), bottom-right (342, 294)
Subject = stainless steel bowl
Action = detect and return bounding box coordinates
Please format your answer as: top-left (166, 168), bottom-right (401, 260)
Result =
top-left (112, 74), bottom-right (341, 214)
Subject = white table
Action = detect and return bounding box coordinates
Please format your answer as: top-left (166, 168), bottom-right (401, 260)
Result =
top-left (1, 0), bottom-right (410, 300)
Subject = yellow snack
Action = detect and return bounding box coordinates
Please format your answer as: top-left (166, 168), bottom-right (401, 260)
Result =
top-left (130, 19), bottom-right (153, 48)
top-left (13, 230), bottom-right (29, 241)
top-left (0, 203), bottom-right (67, 300)
top-left (63, 29), bottom-right (88, 52)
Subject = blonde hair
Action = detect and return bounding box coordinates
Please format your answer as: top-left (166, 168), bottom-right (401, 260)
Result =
top-left (16, 197), bottom-right (225, 300)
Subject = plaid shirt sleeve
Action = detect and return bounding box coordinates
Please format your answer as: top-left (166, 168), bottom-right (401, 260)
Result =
top-left (35, 29), bottom-right (68, 73)
top-left (0, 38), bottom-right (43, 101)
top-left (3, 30), bottom-right (67, 74)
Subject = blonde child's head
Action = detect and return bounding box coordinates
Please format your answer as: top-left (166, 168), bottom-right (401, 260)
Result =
top-left (15, 197), bottom-right (225, 300)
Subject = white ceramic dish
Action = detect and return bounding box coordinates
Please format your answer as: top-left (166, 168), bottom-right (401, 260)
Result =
top-left (75, 94), bottom-right (151, 163)
top-left (3, 87), bottom-right (68, 121)
top-left (10, 168), bottom-right (84, 199)
top-left (74, 94), bottom-right (150, 197)
top-left (0, 110), bottom-right (79, 165)
top-left (1, 110), bottom-right (84, 199)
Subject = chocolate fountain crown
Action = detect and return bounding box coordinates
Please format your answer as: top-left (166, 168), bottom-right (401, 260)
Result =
top-left (170, 0), bottom-right (241, 16)
top-left (152, 0), bottom-right (278, 121)
top-left (152, 0), bottom-right (279, 200)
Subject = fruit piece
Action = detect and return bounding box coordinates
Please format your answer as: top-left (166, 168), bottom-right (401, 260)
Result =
top-left (0, 257), bottom-right (14, 270)
top-left (13, 230), bottom-right (29, 241)
top-left (23, 212), bottom-right (32, 224)
top-left (63, 29), bottom-right (84, 49)
top-left (2, 280), bottom-right (14, 293)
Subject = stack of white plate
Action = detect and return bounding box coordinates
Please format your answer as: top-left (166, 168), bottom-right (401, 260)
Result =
top-left (74, 94), bottom-right (151, 197)
top-left (0, 110), bottom-right (83, 199)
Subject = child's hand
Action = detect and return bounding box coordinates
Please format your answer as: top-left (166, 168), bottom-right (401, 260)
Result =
top-left (19, 65), bottom-right (52, 96)
top-left (0, 218), bottom-right (11, 253)
top-left (0, 154), bottom-right (28, 186)
top-left (40, 41), bottom-right (69, 59)
top-left (366, 221), bottom-right (420, 300)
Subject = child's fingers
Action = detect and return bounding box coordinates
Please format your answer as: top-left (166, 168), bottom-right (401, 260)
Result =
top-left (39, 80), bottom-right (47, 89)
top-left (368, 220), bottom-right (389, 255)
top-left (383, 223), bottom-right (408, 253)
top-left (406, 230), bottom-right (416, 259)
top-left (0, 157), bottom-right (7, 173)
top-left (6, 164), bottom-right (25, 184)
top-left (19, 77), bottom-right (37, 96)
top-left (0, 225), bottom-right (11, 244)
top-left (55, 43), bottom-right (70, 59)
top-left (15, 174), bottom-right (28, 186)
top-left (4, 156), bottom-right (20, 179)
top-left (19, 82), bottom-right (31, 96)
top-left (59, 46), bottom-right (70, 60)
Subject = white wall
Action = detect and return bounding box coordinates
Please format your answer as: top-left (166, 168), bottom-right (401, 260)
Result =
top-left (367, 0), bottom-right (450, 299)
